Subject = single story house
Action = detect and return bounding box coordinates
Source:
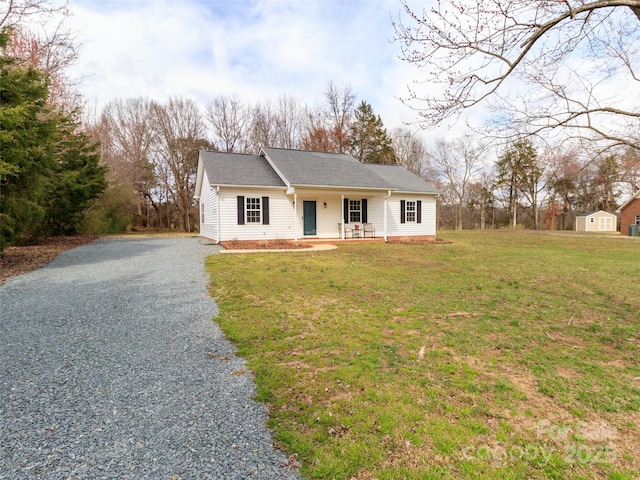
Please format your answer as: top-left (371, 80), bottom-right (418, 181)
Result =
top-left (574, 210), bottom-right (617, 232)
top-left (616, 191), bottom-right (640, 232)
top-left (194, 147), bottom-right (441, 243)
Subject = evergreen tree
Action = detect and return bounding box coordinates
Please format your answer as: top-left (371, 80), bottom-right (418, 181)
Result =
top-left (0, 30), bottom-right (106, 249)
top-left (42, 117), bottom-right (107, 236)
top-left (1, 31), bottom-right (56, 248)
top-left (348, 101), bottom-right (396, 164)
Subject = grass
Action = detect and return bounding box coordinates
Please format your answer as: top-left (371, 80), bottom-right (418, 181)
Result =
top-left (205, 230), bottom-right (640, 479)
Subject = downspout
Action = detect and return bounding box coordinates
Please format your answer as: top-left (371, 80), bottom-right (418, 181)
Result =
top-left (384, 190), bottom-right (391, 243)
top-left (216, 186), bottom-right (221, 243)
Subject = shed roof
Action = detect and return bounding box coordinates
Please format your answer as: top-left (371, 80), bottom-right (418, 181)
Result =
top-left (575, 210), bottom-right (616, 217)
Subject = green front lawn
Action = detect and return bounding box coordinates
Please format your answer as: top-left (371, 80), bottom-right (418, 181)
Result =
top-left (206, 231), bottom-right (640, 479)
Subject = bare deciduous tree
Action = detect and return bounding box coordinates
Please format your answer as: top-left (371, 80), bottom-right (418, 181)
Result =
top-left (0, 0), bottom-right (69, 30)
top-left (4, 25), bottom-right (79, 111)
top-left (324, 80), bottom-right (356, 152)
top-left (390, 127), bottom-right (428, 176)
top-left (274, 94), bottom-right (303, 150)
top-left (301, 81), bottom-right (356, 153)
top-left (152, 98), bottom-right (209, 232)
top-left (394, 1), bottom-right (640, 150)
top-left (205, 94), bottom-right (250, 153)
top-left (100, 98), bottom-right (157, 225)
top-left (2, 0), bottom-right (81, 112)
top-left (467, 173), bottom-right (495, 229)
top-left (620, 147), bottom-right (640, 192)
top-left (246, 101), bottom-right (277, 154)
top-left (429, 135), bottom-right (486, 229)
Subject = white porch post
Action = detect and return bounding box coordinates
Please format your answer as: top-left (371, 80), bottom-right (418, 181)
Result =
top-left (384, 190), bottom-right (390, 242)
top-left (293, 192), bottom-right (298, 241)
top-left (341, 194), bottom-right (345, 240)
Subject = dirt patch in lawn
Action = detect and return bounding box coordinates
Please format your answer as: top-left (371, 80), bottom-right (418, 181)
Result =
top-left (0, 236), bottom-right (98, 285)
top-left (220, 239), bottom-right (312, 250)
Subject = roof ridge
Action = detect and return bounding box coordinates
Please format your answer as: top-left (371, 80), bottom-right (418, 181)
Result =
top-left (263, 146), bottom-right (351, 156)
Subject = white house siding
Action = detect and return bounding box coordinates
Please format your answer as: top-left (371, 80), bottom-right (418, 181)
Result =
top-left (199, 170), bottom-right (219, 241)
top-left (293, 189), bottom-right (438, 239)
top-left (200, 182), bottom-right (438, 242)
top-left (295, 190), bottom-right (342, 239)
top-left (295, 189), bottom-right (389, 239)
top-left (386, 194), bottom-right (437, 237)
top-left (217, 187), bottom-right (294, 241)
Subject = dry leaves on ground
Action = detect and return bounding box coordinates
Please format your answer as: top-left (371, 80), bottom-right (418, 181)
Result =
top-left (0, 236), bottom-right (98, 285)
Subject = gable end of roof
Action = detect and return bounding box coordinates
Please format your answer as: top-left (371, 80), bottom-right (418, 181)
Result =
top-left (199, 150), bottom-right (286, 188)
top-left (616, 191), bottom-right (640, 213)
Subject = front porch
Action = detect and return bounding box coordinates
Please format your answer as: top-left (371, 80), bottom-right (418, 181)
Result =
top-left (288, 188), bottom-right (388, 241)
top-left (300, 236), bottom-right (385, 246)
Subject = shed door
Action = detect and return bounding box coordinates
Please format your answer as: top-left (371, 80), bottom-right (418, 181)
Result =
top-left (303, 201), bottom-right (317, 236)
top-left (599, 216), bottom-right (613, 231)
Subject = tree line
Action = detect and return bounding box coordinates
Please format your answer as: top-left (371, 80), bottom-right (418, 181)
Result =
top-left (431, 138), bottom-right (640, 231)
top-left (90, 87), bottom-right (640, 234)
top-left (3, 0), bottom-right (639, 246)
top-left (86, 86), bottom-right (426, 233)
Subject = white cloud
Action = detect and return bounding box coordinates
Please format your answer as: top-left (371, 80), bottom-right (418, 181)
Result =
top-left (67, 0), bottom-right (426, 132)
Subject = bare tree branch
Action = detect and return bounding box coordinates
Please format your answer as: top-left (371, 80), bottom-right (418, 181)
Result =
top-left (394, 0), bottom-right (640, 150)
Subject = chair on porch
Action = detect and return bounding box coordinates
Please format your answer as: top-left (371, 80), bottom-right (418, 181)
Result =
top-left (338, 223), bottom-right (355, 238)
top-left (363, 223), bottom-right (375, 238)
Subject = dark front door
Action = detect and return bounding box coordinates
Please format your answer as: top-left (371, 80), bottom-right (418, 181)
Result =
top-left (303, 201), bottom-right (317, 236)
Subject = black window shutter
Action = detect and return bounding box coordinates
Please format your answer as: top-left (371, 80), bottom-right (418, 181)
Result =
top-left (417, 200), bottom-right (422, 224)
top-left (362, 199), bottom-right (368, 223)
top-left (262, 196), bottom-right (270, 225)
top-left (400, 200), bottom-right (406, 224)
top-left (343, 198), bottom-right (349, 223)
top-left (237, 196), bottom-right (245, 225)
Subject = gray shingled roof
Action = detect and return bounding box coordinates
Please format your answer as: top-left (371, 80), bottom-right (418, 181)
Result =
top-left (576, 210), bottom-right (615, 217)
top-left (200, 151), bottom-right (285, 187)
top-left (200, 148), bottom-right (441, 194)
top-left (262, 147), bottom-right (393, 189)
top-left (363, 163), bottom-right (441, 194)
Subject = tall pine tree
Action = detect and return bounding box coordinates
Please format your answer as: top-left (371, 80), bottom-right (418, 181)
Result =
top-left (348, 101), bottom-right (396, 164)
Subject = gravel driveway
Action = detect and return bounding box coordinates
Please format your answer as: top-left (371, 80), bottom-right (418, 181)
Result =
top-left (0, 237), bottom-right (300, 479)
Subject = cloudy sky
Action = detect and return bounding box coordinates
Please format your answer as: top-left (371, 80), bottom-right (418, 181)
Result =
top-left (66, 0), bottom-right (452, 138)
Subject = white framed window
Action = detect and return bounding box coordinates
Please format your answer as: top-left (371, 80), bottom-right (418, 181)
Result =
top-left (200, 203), bottom-right (205, 224)
top-left (400, 199), bottom-right (421, 224)
top-left (349, 200), bottom-right (361, 223)
top-left (406, 201), bottom-right (417, 222)
top-left (635, 214), bottom-right (640, 225)
top-left (246, 197), bottom-right (261, 223)
top-left (237, 195), bottom-right (269, 225)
